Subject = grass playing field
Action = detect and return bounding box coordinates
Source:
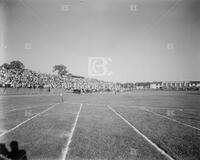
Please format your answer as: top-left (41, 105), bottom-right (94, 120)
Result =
top-left (0, 91), bottom-right (200, 160)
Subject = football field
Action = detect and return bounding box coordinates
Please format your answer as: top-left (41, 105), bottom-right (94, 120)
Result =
top-left (0, 91), bottom-right (200, 160)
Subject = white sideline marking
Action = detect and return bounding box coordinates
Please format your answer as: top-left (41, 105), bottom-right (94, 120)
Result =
top-left (0, 94), bottom-right (60, 98)
top-left (61, 103), bottom-right (82, 160)
top-left (6, 109), bottom-right (17, 113)
top-left (0, 103), bottom-right (54, 115)
top-left (0, 103), bottom-right (59, 137)
top-left (140, 107), bottom-right (200, 132)
top-left (107, 105), bottom-right (175, 160)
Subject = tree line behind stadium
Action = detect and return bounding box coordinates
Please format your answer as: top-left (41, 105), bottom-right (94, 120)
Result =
top-left (0, 60), bottom-right (199, 93)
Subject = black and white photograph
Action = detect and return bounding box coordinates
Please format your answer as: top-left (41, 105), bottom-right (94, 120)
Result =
top-left (0, 0), bottom-right (200, 159)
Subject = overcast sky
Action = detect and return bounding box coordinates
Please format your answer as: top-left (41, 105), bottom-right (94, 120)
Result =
top-left (0, 0), bottom-right (200, 82)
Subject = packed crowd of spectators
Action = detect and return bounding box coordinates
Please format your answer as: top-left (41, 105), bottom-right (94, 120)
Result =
top-left (0, 63), bottom-right (121, 93)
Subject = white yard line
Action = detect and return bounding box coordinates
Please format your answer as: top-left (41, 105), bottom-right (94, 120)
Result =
top-left (140, 107), bottom-right (200, 132)
top-left (107, 105), bottom-right (175, 160)
top-left (61, 103), bottom-right (82, 160)
top-left (63, 102), bottom-right (81, 105)
top-left (0, 103), bottom-right (59, 137)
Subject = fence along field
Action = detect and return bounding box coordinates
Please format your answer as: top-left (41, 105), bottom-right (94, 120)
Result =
top-left (0, 91), bottom-right (200, 160)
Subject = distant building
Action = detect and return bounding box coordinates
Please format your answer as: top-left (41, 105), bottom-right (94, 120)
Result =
top-left (135, 82), bottom-right (150, 89)
top-left (150, 82), bottom-right (162, 89)
top-left (161, 81), bottom-right (200, 90)
top-left (123, 81), bottom-right (200, 91)
top-left (162, 81), bottom-right (190, 89)
top-left (190, 81), bottom-right (200, 87)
